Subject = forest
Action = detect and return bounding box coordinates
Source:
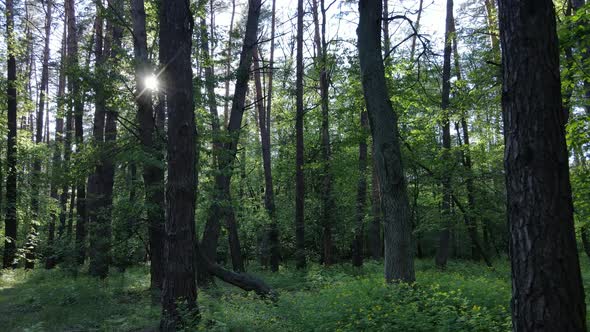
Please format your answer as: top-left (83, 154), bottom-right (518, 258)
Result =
top-left (0, 0), bottom-right (589, 330)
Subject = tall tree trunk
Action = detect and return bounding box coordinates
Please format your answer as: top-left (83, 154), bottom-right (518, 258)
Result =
top-left (26, 0), bottom-right (52, 269)
top-left (253, 47), bottom-right (279, 271)
top-left (200, 13), bottom-right (243, 274)
top-left (66, 0), bottom-right (87, 265)
top-left (200, 0), bottom-right (261, 277)
top-left (159, 0), bottom-right (198, 328)
top-left (312, 0), bottom-right (334, 266)
top-left (352, 109), bottom-right (368, 267)
top-left (41, 0), bottom-right (56, 269)
top-left (266, 0), bottom-right (279, 271)
top-left (88, 0), bottom-right (122, 278)
top-left (3, 0), bottom-right (18, 269)
top-left (87, 8), bottom-right (107, 277)
top-left (451, 24), bottom-right (491, 266)
top-left (358, 0), bottom-right (415, 283)
top-left (434, 0), bottom-right (454, 269)
top-left (498, 0), bottom-right (587, 330)
top-left (295, 0), bottom-right (306, 270)
top-left (131, 0), bottom-right (165, 290)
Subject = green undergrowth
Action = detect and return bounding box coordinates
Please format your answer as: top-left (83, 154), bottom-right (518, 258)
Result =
top-left (1, 259), bottom-right (586, 331)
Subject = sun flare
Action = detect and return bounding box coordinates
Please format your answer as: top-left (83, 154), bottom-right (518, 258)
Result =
top-left (144, 74), bottom-right (159, 91)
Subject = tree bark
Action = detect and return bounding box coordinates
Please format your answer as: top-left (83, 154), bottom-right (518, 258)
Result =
top-left (352, 109), bottom-right (368, 267)
top-left (253, 47), bottom-right (279, 271)
top-left (131, 0), bottom-right (165, 290)
top-left (200, 0), bottom-right (261, 277)
top-left (223, 0), bottom-right (236, 127)
top-left (3, 0), bottom-right (18, 269)
top-left (26, 0), bottom-right (52, 269)
top-left (312, 0), bottom-right (334, 266)
top-left (368, 161), bottom-right (382, 260)
top-left (410, 0), bottom-right (424, 61)
top-left (295, 0), bottom-right (306, 270)
top-left (497, 0), bottom-right (587, 330)
top-left (434, 0), bottom-right (454, 270)
top-left (358, 0), bottom-right (415, 283)
top-left (66, 0), bottom-right (87, 266)
top-left (159, 0), bottom-right (198, 328)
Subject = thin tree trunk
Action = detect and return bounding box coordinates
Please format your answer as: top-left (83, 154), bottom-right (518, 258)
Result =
top-left (498, 0), bottom-right (587, 329)
top-left (266, 0), bottom-right (279, 271)
top-left (159, 0), bottom-right (198, 328)
top-left (352, 109), bottom-right (368, 267)
top-left (26, 0), bottom-right (52, 269)
top-left (410, 0), bottom-right (424, 61)
top-left (253, 47), bottom-right (279, 271)
top-left (450, 24), bottom-right (491, 266)
top-left (3, 0), bottom-right (18, 269)
top-left (223, 0), bottom-right (236, 127)
top-left (434, 0), bottom-right (454, 269)
top-left (295, 0), bottom-right (306, 270)
top-left (312, 0), bottom-right (334, 266)
top-left (66, 0), bottom-right (87, 265)
top-left (358, 0), bottom-right (415, 283)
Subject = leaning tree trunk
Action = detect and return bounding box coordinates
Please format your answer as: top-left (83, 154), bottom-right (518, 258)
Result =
top-left (223, 0), bottom-right (236, 127)
top-left (199, 14), bottom-right (244, 275)
top-left (159, 0), bottom-right (198, 328)
top-left (434, 0), bottom-right (454, 269)
top-left (200, 0), bottom-right (261, 278)
top-left (358, 0), bottom-right (415, 283)
top-left (3, 0), bottom-right (18, 269)
top-left (497, 0), bottom-right (587, 330)
top-left (131, 0), bottom-right (166, 290)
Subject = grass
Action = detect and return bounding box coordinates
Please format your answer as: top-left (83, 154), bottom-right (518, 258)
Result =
top-left (0, 258), bottom-right (586, 331)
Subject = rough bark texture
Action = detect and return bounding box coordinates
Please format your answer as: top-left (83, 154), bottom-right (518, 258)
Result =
top-left (352, 109), bottom-right (368, 267)
top-left (295, 0), bottom-right (306, 270)
top-left (3, 0), bottom-right (18, 269)
top-left (497, 0), bottom-right (587, 330)
top-left (434, 0), bottom-right (454, 269)
top-left (200, 0), bottom-right (261, 277)
top-left (131, 0), bottom-right (165, 290)
top-left (159, 0), bottom-right (198, 328)
top-left (357, 0), bottom-right (415, 283)
top-left (368, 156), bottom-right (382, 260)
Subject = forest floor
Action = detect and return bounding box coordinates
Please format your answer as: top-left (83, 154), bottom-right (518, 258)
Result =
top-left (1, 258), bottom-right (589, 331)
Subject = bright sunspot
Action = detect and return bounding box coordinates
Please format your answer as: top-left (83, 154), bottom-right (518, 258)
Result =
top-left (144, 75), bottom-right (159, 91)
